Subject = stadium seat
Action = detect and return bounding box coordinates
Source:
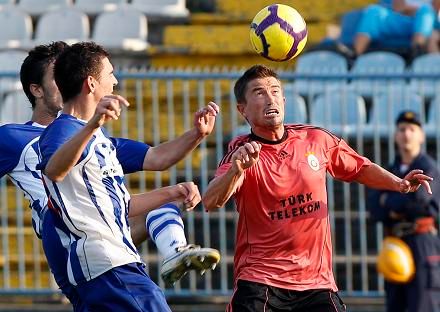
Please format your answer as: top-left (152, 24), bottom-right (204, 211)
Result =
top-left (131, 0), bottom-right (189, 18)
top-left (349, 52), bottom-right (406, 97)
top-left (293, 51), bottom-right (348, 98)
top-left (233, 91), bottom-right (308, 137)
top-left (92, 7), bottom-right (149, 53)
top-left (367, 88), bottom-right (424, 137)
top-left (0, 90), bottom-right (32, 124)
top-left (0, 5), bottom-right (33, 50)
top-left (309, 90), bottom-right (367, 136)
top-left (74, 0), bottom-right (127, 15)
top-left (33, 8), bottom-right (90, 45)
top-left (0, 50), bottom-right (27, 93)
top-left (18, 0), bottom-right (73, 17)
top-left (409, 53), bottom-right (440, 100)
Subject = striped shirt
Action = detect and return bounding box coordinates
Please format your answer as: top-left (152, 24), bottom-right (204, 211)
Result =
top-left (38, 114), bottom-right (149, 285)
top-left (0, 122), bottom-right (47, 238)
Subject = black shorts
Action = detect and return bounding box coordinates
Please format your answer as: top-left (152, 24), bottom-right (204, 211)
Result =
top-left (227, 279), bottom-right (346, 312)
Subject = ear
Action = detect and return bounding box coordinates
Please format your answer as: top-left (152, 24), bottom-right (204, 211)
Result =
top-left (237, 103), bottom-right (246, 117)
top-left (86, 76), bottom-right (95, 94)
top-left (29, 83), bottom-right (43, 99)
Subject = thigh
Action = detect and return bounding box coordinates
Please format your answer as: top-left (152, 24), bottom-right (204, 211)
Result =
top-left (303, 290), bottom-right (346, 312)
top-left (41, 210), bottom-right (87, 311)
top-left (229, 280), bottom-right (276, 312)
top-left (77, 263), bottom-right (171, 312)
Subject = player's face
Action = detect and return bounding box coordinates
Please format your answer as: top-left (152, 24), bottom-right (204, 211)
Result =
top-left (395, 122), bottom-right (424, 153)
top-left (41, 62), bottom-right (63, 117)
top-left (94, 57), bottom-right (118, 100)
top-left (240, 77), bottom-right (285, 130)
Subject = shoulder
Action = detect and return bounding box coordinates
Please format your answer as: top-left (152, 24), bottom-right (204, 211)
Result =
top-left (285, 124), bottom-right (341, 147)
top-left (227, 134), bottom-right (252, 152)
top-left (0, 123), bottom-right (42, 151)
top-left (41, 114), bottom-right (84, 141)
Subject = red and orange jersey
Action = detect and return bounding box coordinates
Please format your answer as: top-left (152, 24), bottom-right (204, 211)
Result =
top-left (216, 125), bottom-right (372, 291)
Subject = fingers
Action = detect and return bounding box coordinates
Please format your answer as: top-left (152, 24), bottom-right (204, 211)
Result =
top-left (401, 170), bottom-right (434, 194)
top-left (232, 142), bottom-right (262, 169)
top-left (421, 180), bottom-right (432, 195)
top-left (97, 95), bottom-right (130, 121)
top-left (176, 182), bottom-right (201, 210)
top-left (196, 102), bottom-right (219, 117)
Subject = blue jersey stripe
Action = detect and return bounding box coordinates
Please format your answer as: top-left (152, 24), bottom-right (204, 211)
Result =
top-left (94, 144), bottom-right (138, 256)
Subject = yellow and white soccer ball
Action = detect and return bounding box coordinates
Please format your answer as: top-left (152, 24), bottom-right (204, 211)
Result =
top-left (250, 4), bottom-right (308, 62)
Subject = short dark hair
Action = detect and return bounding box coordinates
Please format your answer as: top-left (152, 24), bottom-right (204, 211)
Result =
top-left (20, 41), bottom-right (68, 109)
top-left (234, 65), bottom-right (279, 104)
top-left (54, 41), bottom-right (110, 103)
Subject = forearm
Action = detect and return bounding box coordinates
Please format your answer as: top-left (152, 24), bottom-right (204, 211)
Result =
top-left (355, 163), bottom-right (402, 192)
top-left (202, 167), bottom-right (243, 211)
top-left (128, 186), bottom-right (185, 217)
top-left (44, 124), bottom-right (98, 182)
top-left (143, 128), bottom-right (205, 171)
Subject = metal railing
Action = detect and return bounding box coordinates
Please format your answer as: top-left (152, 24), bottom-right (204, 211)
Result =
top-left (0, 70), bottom-right (439, 299)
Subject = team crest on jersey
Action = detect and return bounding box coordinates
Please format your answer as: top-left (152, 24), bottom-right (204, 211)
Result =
top-left (306, 151), bottom-right (319, 171)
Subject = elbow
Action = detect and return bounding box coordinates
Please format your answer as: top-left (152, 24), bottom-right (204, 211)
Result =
top-left (44, 169), bottom-right (65, 183)
top-left (202, 196), bottom-right (224, 211)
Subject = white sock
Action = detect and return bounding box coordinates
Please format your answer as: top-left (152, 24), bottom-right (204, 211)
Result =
top-left (146, 203), bottom-right (187, 259)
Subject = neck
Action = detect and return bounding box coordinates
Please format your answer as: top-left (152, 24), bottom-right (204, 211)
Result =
top-left (399, 148), bottom-right (420, 165)
top-left (252, 124), bottom-right (285, 141)
top-left (30, 107), bottom-right (57, 126)
top-left (63, 96), bottom-right (95, 121)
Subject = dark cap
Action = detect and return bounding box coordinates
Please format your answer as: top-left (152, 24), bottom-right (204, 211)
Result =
top-left (395, 110), bottom-right (422, 127)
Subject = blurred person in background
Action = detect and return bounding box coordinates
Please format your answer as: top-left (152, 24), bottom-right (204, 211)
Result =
top-left (202, 65), bottom-right (433, 312)
top-left (367, 110), bottom-right (440, 312)
top-left (353, 0), bottom-right (440, 58)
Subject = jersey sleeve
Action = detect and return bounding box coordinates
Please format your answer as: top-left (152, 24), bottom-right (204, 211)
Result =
top-left (326, 138), bottom-right (372, 182)
top-left (110, 137), bottom-right (150, 174)
top-left (0, 127), bottom-right (18, 177)
top-left (37, 118), bottom-right (84, 171)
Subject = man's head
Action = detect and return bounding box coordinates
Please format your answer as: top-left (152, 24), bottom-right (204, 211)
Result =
top-left (395, 110), bottom-right (425, 155)
top-left (54, 41), bottom-right (116, 104)
top-left (234, 65), bottom-right (285, 131)
top-left (20, 41), bottom-right (68, 114)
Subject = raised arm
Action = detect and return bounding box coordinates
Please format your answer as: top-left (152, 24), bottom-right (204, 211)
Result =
top-left (203, 142), bottom-right (261, 211)
top-left (142, 102), bottom-right (219, 171)
top-left (355, 162), bottom-right (433, 194)
top-left (44, 95), bottom-right (128, 182)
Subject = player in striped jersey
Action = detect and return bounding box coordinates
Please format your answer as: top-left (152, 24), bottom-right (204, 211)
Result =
top-left (1, 42), bottom-right (218, 311)
top-left (38, 42), bottom-right (220, 311)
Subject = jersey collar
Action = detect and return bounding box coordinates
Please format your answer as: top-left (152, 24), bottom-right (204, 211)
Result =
top-left (249, 126), bottom-right (288, 145)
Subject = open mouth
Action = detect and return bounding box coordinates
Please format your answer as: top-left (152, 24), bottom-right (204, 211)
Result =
top-left (265, 109), bottom-right (279, 116)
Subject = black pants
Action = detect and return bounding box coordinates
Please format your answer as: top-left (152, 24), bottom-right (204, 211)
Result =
top-left (228, 280), bottom-right (346, 312)
top-left (386, 233), bottom-right (440, 312)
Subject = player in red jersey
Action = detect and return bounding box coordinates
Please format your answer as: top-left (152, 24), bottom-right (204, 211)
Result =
top-left (202, 65), bottom-right (433, 312)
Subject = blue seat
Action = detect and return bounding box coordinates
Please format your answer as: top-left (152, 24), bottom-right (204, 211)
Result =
top-left (294, 51), bottom-right (348, 97)
top-left (367, 88), bottom-right (425, 137)
top-left (409, 53), bottom-right (440, 99)
top-left (349, 51), bottom-right (406, 97)
top-left (309, 90), bottom-right (367, 136)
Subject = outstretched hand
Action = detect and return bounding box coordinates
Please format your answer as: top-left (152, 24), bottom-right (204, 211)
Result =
top-left (399, 169), bottom-right (433, 194)
top-left (194, 102), bottom-right (219, 137)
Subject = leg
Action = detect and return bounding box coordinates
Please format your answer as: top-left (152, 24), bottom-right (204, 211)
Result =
top-left (228, 280), bottom-right (276, 312)
top-left (41, 209), bottom-right (87, 312)
top-left (146, 203), bottom-right (220, 285)
top-left (76, 263), bottom-right (171, 312)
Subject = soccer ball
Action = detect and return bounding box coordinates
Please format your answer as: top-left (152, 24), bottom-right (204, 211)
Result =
top-left (250, 4), bottom-right (308, 62)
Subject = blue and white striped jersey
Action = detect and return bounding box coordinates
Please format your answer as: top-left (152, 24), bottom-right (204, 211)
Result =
top-left (38, 114), bottom-right (150, 285)
top-left (0, 122), bottom-right (48, 238)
